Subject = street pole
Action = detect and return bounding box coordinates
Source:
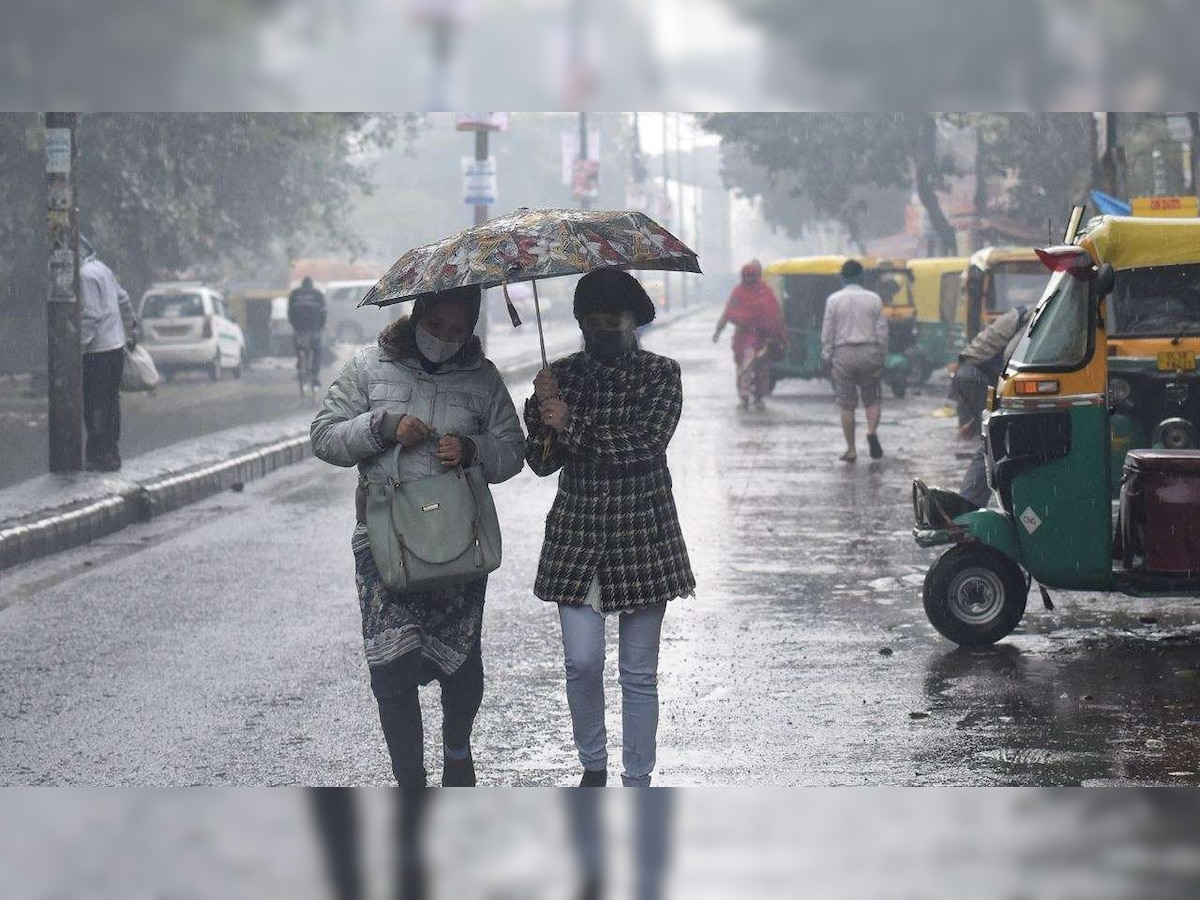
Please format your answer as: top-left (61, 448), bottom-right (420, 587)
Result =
top-left (675, 114), bottom-right (686, 309)
top-left (473, 128), bottom-right (489, 353)
top-left (578, 112), bottom-right (591, 211)
top-left (45, 112), bottom-right (83, 474)
top-left (661, 113), bottom-right (671, 312)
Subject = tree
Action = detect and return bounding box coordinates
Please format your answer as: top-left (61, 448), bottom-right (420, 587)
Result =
top-left (972, 113), bottom-right (1095, 237)
top-left (702, 113), bottom-right (958, 254)
top-left (0, 113), bottom-right (406, 313)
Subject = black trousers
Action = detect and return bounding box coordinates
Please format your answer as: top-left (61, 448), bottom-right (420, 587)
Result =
top-left (83, 348), bottom-right (125, 466)
top-left (376, 638), bottom-right (484, 787)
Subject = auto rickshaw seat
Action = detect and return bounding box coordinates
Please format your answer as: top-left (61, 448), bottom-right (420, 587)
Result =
top-left (1118, 449), bottom-right (1200, 574)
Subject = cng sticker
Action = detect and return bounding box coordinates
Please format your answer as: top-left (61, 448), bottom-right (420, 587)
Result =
top-left (1020, 506), bottom-right (1043, 534)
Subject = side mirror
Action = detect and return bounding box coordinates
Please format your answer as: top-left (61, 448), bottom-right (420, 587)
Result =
top-left (1094, 263), bottom-right (1115, 296)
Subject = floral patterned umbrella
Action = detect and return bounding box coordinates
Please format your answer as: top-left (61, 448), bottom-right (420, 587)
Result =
top-left (359, 207), bottom-right (701, 366)
top-left (360, 207), bottom-right (700, 310)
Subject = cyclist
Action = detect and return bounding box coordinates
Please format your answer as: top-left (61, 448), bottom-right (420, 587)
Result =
top-left (288, 276), bottom-right (327, 390)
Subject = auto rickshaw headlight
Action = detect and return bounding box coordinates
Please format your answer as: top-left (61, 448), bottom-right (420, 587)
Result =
top-left (1109, 376), bottom-right (1132, 404)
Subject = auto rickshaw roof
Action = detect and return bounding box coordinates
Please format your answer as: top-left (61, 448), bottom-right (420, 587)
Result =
top-left (905, 257), bottom-right (970, 276)
top-left (968, 246), bottom-right (1041, 270)
top-left (764, 255), bottom-right (884, 276)
top-left (1078, 215), bottom-right (1200, 270)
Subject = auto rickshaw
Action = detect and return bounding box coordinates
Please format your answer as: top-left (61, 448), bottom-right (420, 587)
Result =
top-left (1074, 216), bottom-right (1200, 493)
top-left (227, 287), bottom-right (289, 358)
top-left (912, 242), bottom-right (1200, 647)
top-left (906, 256), bottom-right (971, 374)
top-left (763, 256), bottom-right (915, 397)
top-left (963, 246), bottom-right (1049, 342)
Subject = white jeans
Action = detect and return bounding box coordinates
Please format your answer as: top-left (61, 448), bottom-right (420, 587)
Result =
top-left (558, 600), bottom-right (667, 787)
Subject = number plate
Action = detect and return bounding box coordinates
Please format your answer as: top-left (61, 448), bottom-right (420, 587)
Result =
top-left (1157, 350), bottom-right (1196, 372)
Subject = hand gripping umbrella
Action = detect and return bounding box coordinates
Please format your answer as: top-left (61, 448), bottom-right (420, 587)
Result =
top-left (358, 207), bottom-right (701, 368)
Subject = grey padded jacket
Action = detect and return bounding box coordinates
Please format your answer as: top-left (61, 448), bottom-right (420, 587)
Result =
top-left (311, 317), bottom-right (525, 490)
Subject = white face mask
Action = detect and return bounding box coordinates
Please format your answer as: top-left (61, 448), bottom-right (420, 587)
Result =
top-left (415, 322), bottom-right (465, 363)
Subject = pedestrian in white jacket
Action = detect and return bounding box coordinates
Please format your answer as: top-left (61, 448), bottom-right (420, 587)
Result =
top-left (79, 242), bottom-right (136, 472)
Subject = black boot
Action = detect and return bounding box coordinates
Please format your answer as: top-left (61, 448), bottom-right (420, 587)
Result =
top-left (579, 768), bottom-right (607, 787)
top-left (442, 751), bottom-right (476, 787)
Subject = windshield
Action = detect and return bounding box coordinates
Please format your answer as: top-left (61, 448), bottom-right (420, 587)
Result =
top-left (1108, 264), bottom-right (1200, 338)
top-left (991, 264), bottom-right (1049, 314)
top-left (141, 293), bottom-right (204, 318)
top-left (1008, 271), bottom-right (1091, 369)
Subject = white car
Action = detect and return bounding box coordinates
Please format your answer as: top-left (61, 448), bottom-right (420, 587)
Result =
top-left (323, 279), bottom-right (398, 344)
top-left (139, 283), bottom-right (247, 381)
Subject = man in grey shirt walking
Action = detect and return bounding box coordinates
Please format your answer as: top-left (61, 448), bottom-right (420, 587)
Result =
top-left (820, 259), bottom-right (889, 461)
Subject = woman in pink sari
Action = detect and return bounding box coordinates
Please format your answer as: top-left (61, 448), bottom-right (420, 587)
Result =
top-left (712, 260), bottom-right (788, 409)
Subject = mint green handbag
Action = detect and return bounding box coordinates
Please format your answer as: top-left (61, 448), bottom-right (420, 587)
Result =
top-left (364, 447), bottom-right (502, 593)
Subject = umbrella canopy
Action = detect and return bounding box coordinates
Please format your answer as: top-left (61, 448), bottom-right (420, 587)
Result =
top-left (359, 207), bottom-right (701, 310)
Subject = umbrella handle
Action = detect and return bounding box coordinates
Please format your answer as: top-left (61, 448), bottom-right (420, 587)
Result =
top-left (532, 278), bottom-right (548, 370)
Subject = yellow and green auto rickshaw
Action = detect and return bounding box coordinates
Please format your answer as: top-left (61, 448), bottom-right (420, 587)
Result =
top-left (1075, 216), bottom-right (1200, 492)
top-left (763, 255), bottom-right (918, 397)
top-left (963, 246), bottom-right (1049, 342)
top-left (912, 243), bottom-right (1200, 647)
top-left (906, 256), bottom-right (971, 373)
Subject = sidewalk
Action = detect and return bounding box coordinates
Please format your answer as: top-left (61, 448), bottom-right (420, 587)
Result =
top-left (0, 307), bottom-right (708, 572)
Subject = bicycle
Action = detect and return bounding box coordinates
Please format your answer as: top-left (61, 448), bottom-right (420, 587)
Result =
top-left (294, 330), bottom-right (321, 397)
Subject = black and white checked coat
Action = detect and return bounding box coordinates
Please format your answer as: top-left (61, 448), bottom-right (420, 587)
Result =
top-left (524, 346), bottom-right (695, 612)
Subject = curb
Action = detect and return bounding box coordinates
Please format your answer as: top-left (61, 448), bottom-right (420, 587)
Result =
top-left (0, 308), bottom-right (713, 574)
top-left (0, 434), bottom-right (312, 573)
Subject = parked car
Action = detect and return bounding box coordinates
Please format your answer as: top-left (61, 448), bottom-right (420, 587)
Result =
top-left (323, 279), bottom-right (399, 344)
top-left (138, 283), bottom-right (247, 381)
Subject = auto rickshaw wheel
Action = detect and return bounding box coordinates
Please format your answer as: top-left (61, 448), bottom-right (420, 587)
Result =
top-left (923, 544), bottom-right (1027, 647)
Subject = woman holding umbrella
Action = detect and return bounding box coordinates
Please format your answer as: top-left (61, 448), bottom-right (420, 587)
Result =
top-left (526, 267), bottom-right (696, 787)
top-left (311, 284), bottom-right (524, 787)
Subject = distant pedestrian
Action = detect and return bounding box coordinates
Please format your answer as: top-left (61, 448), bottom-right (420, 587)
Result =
top-left (954, 305), bottom-right (1031, 507)
top-left (526, 267), bottom-right (695, 787)
top-left (820, 259), bottom-right (888, 462)
top-left (79, 237), bottom-right (137, 472)
top-left (712, 260), bottom-right (787, 410)
top-left (311, 284), bottom-right (525, 787)
top-left (289, 276), bottom-right (327, 390)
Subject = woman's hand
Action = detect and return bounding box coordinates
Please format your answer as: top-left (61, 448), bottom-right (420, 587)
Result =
top-left (395, 415), bottom-right (432, 449)
top-left (533, 368), bottom-right (560, 401)
top-left (436, 434), bottom-right (466, 468)
top-left (540, 397), bottom-right (571, 432)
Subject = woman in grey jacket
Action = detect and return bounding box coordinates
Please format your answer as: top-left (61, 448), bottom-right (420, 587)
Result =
top-left (311, 285), bottom-right (524, 787)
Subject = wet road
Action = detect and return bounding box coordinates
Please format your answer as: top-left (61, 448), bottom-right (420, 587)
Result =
top-left (1, 313), bottom-right (1198, 785)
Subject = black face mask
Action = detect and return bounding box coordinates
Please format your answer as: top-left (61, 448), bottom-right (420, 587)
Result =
top-left (584, 330), bottom-right (628, 363)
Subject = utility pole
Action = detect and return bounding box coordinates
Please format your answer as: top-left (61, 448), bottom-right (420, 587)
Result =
top-left (661, 113), bottom-right (671, 312)
top-left (578, 112), bottom-right (591, 211)
top-left (473, 128), bottom-right (489, 352)
top-left (1101, 112), bottom-right (1127, 200)
top-left (457, 113), bottom-right (504, 352)
top-left (45, 112), bottom-right (83, 473)
top-left (675, 114), bottom-right (687, 309)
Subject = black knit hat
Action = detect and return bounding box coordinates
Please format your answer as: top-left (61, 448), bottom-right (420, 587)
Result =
top-left (412, 283), bottom-right (482, 330)
top-left (573, 267), bottom-right (656, 327)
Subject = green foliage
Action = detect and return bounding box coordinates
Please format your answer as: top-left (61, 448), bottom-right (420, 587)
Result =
top-left (0, 113), bottom-right (406, 311)
top-left (974, 113), bottom-right (1095, 233)
top-left (702, 113), bottom-right (955, 252)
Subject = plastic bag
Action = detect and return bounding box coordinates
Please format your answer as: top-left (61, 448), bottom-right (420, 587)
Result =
top-left (121, 344), bottom-right (160, 392)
